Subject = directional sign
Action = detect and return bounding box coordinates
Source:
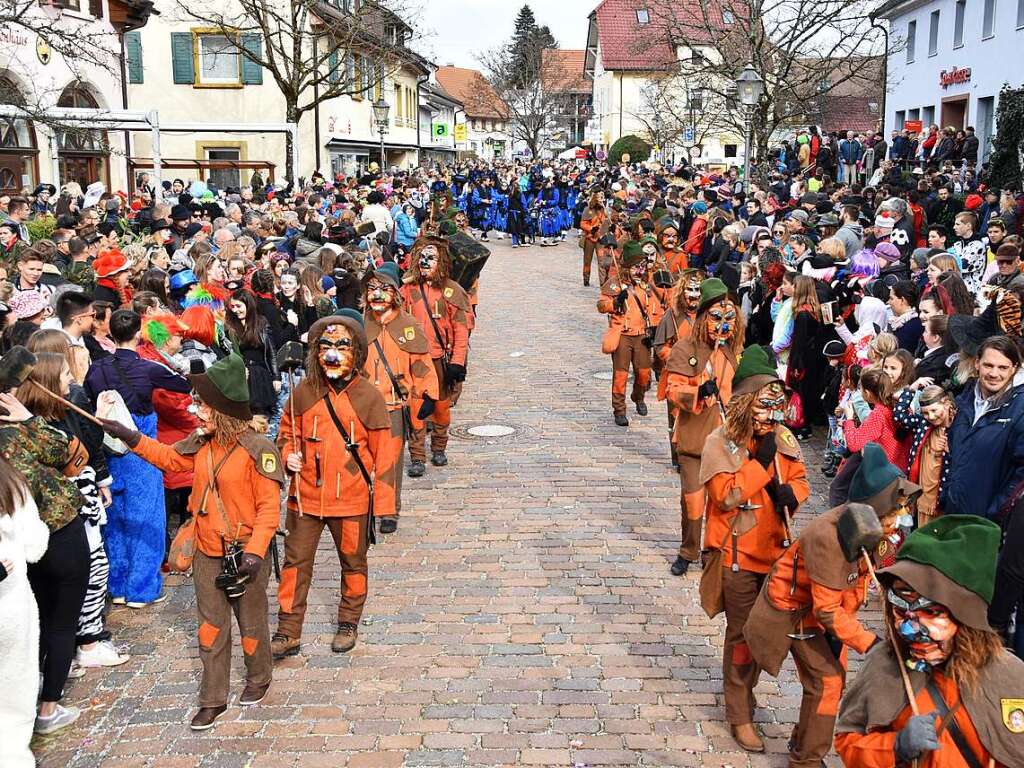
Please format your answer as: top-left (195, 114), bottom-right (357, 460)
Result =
top-left (683, 127), bottom-right (695, 144)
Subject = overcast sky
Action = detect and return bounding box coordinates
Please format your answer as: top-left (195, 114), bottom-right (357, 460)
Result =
top-left (417, 0), bottom-right (596, 68)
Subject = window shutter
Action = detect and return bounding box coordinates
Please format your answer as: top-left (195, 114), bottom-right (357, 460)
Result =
top-left (125, 31), bottom-right (143, 84)
top-left (170, 32), bottom-right (194, 85)
top-left (240, 33), bottom-right (263, 85)
top-left (328, 50), bottom-right (339, 83)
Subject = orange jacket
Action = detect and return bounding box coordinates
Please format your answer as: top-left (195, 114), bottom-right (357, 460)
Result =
top-left (766, 540), bottom-right (875, 653)
top-left (664, 249), bottom-right (688, 273)
top-left (704, 434), bottom-right (809, 573)
top-left (598, 279), bottom-right (656, 337)
top-left (835, 671), bottom-right (1001, 768)
top-left (665, 346), bottom-right (734, 416)
top-left (401, 279), bottom-right (471, 366)
top-left (363, 311), bottom-right (440, 413)
top-left (134, 433), bottom-right (282, 558)
top-left (581, 210), bottom-right (607, 243)
top-left (278, 378), bottom-right (398, 519)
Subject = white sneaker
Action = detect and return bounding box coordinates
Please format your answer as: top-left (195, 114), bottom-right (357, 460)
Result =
top-left (66, 661), bottom-right (87, 679)
top-left (77, 641), bottom-right (130, 668)
top-left (127, 593), bottom-right (167, 609)
top-left (34, 704), bottom-right (81, 735)
top-left (111, 597), bottom-right (126, 605)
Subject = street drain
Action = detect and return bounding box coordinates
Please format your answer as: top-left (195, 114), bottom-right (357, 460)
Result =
top-left (467, 424), bottom-right (516, 437)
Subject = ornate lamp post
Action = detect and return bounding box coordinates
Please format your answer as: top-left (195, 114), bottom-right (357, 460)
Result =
top-left (372, 97), bottom-right (390, 170)
top-left (736, 63), bottom-right (764, 191)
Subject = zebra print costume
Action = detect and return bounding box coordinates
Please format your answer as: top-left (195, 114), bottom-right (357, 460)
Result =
top-left (73, 467), bottom-right (110, 644)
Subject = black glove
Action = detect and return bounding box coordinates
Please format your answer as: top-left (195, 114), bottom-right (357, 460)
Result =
top-left (754, 432), bottom-right (777, 469)
top-left (237, 553), bottom-right (263, 581)
top-left (894, 713), bottom-right (940, 762)
top-left (417, 394), bottom-right (436, 420)
top-left (772, 482), bottom-right (799, 514)
top-left (98, 418), bottom-right (141, 449)
top-left (697, 379), bottom-right (719, 400)
top-left (445, 363), bottom-right (467, 386)
top-left (613, 288), bottom-right (628, 313)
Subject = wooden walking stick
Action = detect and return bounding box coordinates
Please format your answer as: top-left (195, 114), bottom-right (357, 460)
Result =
top-left (773, 452), bottom-right (794, 548)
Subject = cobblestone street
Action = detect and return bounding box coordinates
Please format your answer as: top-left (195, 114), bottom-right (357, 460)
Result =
top-left (35, 236), bottom-right (853, 768)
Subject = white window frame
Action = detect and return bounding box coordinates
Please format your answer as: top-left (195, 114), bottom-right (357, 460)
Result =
top-left (196, 32), bottom-right (241, 86)
top-left (982, 0), bottom-right (997, 38)
top-left (929, 10), bottom-right (940, 56)
top-left (954, 0), bottom-right (966, 47)
top-left (1018, 0), bottom-right (1024, 28)
top-left (906, 19), bottom-right (916, 62)
top-left (636, 9), bottom-right (649, 24)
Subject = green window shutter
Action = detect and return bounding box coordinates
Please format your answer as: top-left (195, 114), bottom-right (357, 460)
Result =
top-left (125, 31), bottom-right (143, 84)
top-left (328, 50), bottom-right (339, 83)
top-left (170, 32), bottom-right (194, 84)
top-left (240, 33), bottom-right (263, 85)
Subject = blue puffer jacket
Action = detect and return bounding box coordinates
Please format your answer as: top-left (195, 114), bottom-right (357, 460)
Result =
top-left (395, 212), bottom-right (419, 247)
top-left (943, 382), bottom-right (1024, 520)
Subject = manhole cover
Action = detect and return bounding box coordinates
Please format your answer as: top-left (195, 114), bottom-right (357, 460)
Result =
top-left (593, 371), bottom-right (613, 381)
top-left (466, 424), bottom-right (516, 437)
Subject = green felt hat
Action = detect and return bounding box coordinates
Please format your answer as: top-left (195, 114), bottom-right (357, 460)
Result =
top-left (849, 443), bottom-right (921, 519)
top-left (732, 345), bottom-right (780, 395)
top-left (638, 235), bottom-right (659, 251)
top-left (879, 514), bottom-right (1001, 630)
top-left (656, 215), bottom-right (679, 234)
top-left (698, 277), bottom-right (728, 314)
top-left (621, 240), bottom-right (645, 267)
top-left (188, 352), bottom-right (251, 421)
top-left (651, 207), bottom-right (668, 222)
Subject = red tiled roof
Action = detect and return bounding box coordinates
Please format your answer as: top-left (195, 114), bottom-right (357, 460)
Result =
top-left (823, 96), bottom-right (880, 134)
top-left (592, 0), bottom-right (734, 71)
top-left (435, 66), bottom-right (508, 120)
top-left (542, 49), bottom-right (590, 94)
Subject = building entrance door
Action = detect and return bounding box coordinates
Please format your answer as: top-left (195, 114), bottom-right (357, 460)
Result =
top-left (940, 96), bottom-right (968, 130)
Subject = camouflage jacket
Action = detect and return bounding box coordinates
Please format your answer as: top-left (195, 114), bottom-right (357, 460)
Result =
top-left (0, 417), bottom-right (82, 532)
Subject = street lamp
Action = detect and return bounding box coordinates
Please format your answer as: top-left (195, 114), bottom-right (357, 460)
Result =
top-left (372, 97), bottom-right (390, 170)
top-left (735, 63), bottom-right (764, 192)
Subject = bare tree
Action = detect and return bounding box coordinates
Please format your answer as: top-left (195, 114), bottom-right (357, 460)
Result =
top-left (477, 43), bottom-right (560, 159)
top-left (173, 0), bottom-right (425, 178)
top-left (0, 0), bottom-right (129, 132)
top-left (641, 0), bottom-right (890, 170)
top-left (630, 76), bottom-right (739, 162)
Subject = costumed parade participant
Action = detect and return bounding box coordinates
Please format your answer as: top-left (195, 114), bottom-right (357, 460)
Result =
top-left (362, 262), bottom-right (440, 534)
top-left (579, 193), bottom-right (607, 287)
top-left (665, 277), bottom-right (744, 576)
top-left (272, 313), bottom-right (398, 659)
top-left (656, 216), bottom-right (687, 273)
top-left (597, 241), bottom-right (656, 427)
top-left (835, 514), bottom-right (1024, 768)
top-left (654, 268), bottom-right (704, 467)
top-left (400, 236), bottom-right (470, 476)
top-left (744, 442), bottom-right (922, 768)
top-left (698, 344), bottom-right (809, 753)
top-left (99, 353), bottom-right (285, 731)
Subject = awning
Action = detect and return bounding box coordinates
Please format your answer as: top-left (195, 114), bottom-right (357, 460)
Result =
top-left (325, 138), bottom-right (420, 152)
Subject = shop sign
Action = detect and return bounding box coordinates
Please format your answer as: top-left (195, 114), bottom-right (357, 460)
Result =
top-left (940, 67), bottom-right (971, 89)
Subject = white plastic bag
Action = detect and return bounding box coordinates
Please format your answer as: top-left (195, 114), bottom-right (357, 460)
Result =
top-left (96, 390), bottom-right (134, 456)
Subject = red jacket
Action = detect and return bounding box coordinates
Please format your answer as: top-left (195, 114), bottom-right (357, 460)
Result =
top-left (138, 342), bottom-right (200, 490)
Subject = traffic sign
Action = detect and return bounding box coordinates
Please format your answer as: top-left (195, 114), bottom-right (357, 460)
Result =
top-left (683, 127), bottom-right (695, 143)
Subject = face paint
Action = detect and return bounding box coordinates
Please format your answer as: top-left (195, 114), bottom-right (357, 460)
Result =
top-left (366, 278), bottom-right (397, 315)
top-left (683, 277), bottom-right (702, 313)
top-left (751, 381), bottom-right (786, 436)
top-left (317, 324), bottom-right (356, 380)
top-left (887, 586), bottom-right (959, 670)
top-left (418, 245), bottom-right (439, 277)
top-left (706, 300), bottom-right (738, 345)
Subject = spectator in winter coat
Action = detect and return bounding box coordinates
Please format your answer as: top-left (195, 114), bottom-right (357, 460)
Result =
top-left (394, 203), bottom-right (419, 250)
top-left (886, 280), bottom-right (924, 352)
top-left (944, 335), bottom-right (1024, 520)
top-left (962, 126), bottom-right (980, 167)
top-left (838, 132), bottom-right (863, 183)
top-left (835, 205), bottom-right (864, 260)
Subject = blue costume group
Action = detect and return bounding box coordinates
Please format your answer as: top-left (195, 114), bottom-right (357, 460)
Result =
top-left (434, 168), bottom-right (581, 246)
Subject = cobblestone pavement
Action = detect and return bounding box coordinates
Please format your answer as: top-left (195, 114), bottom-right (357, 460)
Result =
top-left (35, 235), bottom-right (867, 767)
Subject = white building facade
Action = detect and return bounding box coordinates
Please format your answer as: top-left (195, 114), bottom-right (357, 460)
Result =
top-left (877, 0), bottom-right (1024, 165)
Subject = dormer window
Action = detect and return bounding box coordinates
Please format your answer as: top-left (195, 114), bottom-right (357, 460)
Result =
top-left (636, 9), bottom-right (650, 24)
